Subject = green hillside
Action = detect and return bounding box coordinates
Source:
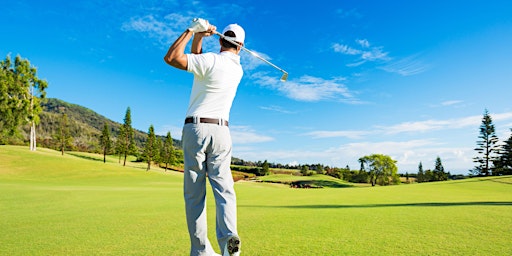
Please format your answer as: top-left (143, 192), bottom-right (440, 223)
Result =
top-left (1, 145), bottom-right (511, 255)
top-left (33, 98), bottom-right (181, 152)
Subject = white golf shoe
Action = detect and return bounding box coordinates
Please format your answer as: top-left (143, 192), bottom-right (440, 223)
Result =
top-left (223, 235), bottom-right (241, 256)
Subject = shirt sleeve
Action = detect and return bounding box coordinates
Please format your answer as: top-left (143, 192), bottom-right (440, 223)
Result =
top-left (186, 53), bottom-right (214, 79)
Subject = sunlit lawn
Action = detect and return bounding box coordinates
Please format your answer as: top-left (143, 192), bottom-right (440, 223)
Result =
top-left (1, 145), bottom-right (511, 255)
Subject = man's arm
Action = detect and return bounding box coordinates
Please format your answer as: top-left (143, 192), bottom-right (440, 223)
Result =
top-left (191, 34), bottom-right (204, 54)
top-left (163, 30), bottom-right (193, 70)
top-left (191, 27), bottom-right (217, 54)
top-left (164, 19), bottom-right (216, 70)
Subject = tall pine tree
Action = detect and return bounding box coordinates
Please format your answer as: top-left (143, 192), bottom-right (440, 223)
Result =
top-left (433, 156), bottom-right (447, 181)
top-left (473, 109), bottom-right (500, 176)
top-left (162, 131), bottom-right (174, 171)
top-left (100, 123), bottom-right (111, 163)
top-left (417, 162), bottom-right (425, 183)
top-left (144, 125), bottom-right (156, 171)
top-left (119, 107), bottom-right (135, 166)
top-left (56, 112), bottom-right (71, 155)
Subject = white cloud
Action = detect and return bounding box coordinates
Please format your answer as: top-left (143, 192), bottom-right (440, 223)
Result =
top-left (155, 124), bottom-right (183, 138)
top-left (253, 73), bottom-right (360, 103)
top-left (333, 39), bottom-right (389, 65)
top-left (305, 130), bottom-right (370, 139)
top-left (240, 50), bottom-right (270, 71)
top-left (334, 40), bottom-right (429, 76)
top-left (121, 14), bottom-right (179, 46)
top-left (305, 112), bottom-right (512, 139)
top-left (231, 125), bottom-right (274, 144)
top-left (332, 43), bottom-right (361, 55)
top-left (441, 100), bottom-right (463, 106)
top-left (356, 39), bottom-right (370, 48)
top-left (121, 13), bottom-right (220, 50)
top-left (379, 54), bottom-right (429, 76)
top-left (259, 105), bottom-right (296, 114)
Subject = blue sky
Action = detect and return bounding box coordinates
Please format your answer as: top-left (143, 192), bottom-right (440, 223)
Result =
top-left (3, 0), bottom-right (512, 174)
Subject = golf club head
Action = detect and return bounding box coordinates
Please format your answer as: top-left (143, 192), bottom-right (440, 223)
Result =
top-left (280, 72), bottom-right (288, 82)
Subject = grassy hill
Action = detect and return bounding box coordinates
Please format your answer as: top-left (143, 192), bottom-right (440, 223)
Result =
top-left (1, 145), bottom-right (511, 255)
top-left (34, 98), bottom-right (181, 152)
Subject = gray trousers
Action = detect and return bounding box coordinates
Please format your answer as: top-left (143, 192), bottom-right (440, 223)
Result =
top-left (182, 122), bottom-right (238, 256)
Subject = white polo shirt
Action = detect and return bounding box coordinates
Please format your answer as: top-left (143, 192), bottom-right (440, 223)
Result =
top-left (185, 51), bottom-right (243, 121)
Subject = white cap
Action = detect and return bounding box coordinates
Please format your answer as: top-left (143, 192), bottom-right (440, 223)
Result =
top-left (222, 24), bottom-right (245, 44)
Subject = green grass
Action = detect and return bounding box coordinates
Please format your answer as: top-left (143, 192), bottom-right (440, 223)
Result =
top-left (1, 145), bottom-right (511, 255)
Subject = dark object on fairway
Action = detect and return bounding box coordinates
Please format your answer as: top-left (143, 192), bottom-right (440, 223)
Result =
top-left (290, 181), bottom-right (323, 189)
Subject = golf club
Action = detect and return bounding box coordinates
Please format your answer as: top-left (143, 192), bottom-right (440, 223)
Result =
top-left (214, 31), bottom-right (288, 82)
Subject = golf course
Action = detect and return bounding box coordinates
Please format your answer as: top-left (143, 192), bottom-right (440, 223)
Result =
top-left (1, 145), bottom-right (511, 255)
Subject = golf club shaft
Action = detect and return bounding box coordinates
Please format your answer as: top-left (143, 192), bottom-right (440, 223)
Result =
top-left (213, 31), bottom-right (288, 77)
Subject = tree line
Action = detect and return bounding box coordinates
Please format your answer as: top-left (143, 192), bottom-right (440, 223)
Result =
top-left (1, 55), bottom-right (511, 182)
top-left (59, 106), bottom-right (182, 171)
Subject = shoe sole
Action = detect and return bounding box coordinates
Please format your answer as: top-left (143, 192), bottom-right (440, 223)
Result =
top-left (227, 236), bottom-right (240, 255)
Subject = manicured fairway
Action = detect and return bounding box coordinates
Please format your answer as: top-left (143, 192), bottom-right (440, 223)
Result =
top-left (1, 145), bottom-right (511, 255)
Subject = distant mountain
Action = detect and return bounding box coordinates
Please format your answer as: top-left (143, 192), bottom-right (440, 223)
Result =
top-left (35, 98), bottom-right (181, 153)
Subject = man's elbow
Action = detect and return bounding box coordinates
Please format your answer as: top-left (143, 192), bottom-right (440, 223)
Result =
top-left (163, 56), bottom-right (172, 66)
top-left (163, 55), bottom-right (187, 70)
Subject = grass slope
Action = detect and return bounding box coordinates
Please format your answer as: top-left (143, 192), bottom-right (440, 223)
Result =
top-left (1, 145), bottom-right (511, 255)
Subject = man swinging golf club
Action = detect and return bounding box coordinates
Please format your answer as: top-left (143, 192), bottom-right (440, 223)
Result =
top-left (164, 18), bottom-right (243, 256)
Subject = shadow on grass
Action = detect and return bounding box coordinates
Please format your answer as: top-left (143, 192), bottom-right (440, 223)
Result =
top-left (67, 152), bottom-right (104, 162)
top-left (291, 180), bottom-right (353, 188)
top-left (241, 201), bottom-right (512, 209)
top-left (67, 152), bottom-right (148, 170)
top-left (260, 180), bottom-right (353, 188)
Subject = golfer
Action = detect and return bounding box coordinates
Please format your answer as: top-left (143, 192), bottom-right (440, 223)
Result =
top-left (164, 18), bottom-right (243, 256)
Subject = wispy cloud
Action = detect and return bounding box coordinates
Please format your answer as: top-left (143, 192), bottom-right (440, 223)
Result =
top-left (252, 73), bottom-right (362, 103)
top-left (121, 14), bottom-right (185, 47)
top-left (121, 12), bottom-right (222, 50)
top-left (333, 40), bottom-right (428, 76)
top-left (259, 105), bottom-right (296, 114)
top-left (441, 100), bottom-right (463, 106)
top-left (306, 130), bottom-right (370, 139)
top-left (379, 54), bottom-right (430, 76)
top-left (333, 39), bottom-right (390, 66)
top-left (240, 50), bottom-right (271, 71)
top-left (305, 111), bottom-right (512, 139)
top-left (231, 125), bottom-right (274, 144)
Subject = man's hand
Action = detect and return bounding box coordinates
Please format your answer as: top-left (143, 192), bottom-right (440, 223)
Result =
top-left (187, 18), bottom-right (210, 33)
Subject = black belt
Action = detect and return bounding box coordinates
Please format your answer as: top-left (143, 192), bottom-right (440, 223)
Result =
top-left (184, 117), bottom-right (229, 126)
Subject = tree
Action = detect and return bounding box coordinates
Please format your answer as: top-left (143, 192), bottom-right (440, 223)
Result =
top-left (433, 156), bottom-right (448, 181)
top-left (300, 165), bottom-right (310, 176)
top-left (417, 162), bottom-right (425, 183)
top-left (262, 160), bottom-right (270, 176)
top-left (0, 55), bottom-right (48, 147)
top-left (143, 125), bottom-right (157, 171)
top-left (359, 154), bottom-right (399, 186)
top-left (473, 109), bottom-right (500, 176)
top-left (495, 129), bottom-right (512, 175)
top-left (154, 137), bottom-right (162, 166)
top-left (161, 131), bottom-right (175, 171)
top-left (115, 125), bottom-right (125, 163)
top-left (55, 112), bottom-right (71, 155)
top-left (315, 164), bottom-right (325, 175)
top-left (100, 123), bottom-right (111, 163)
top-left (118, 107), bottom-right (136, 166)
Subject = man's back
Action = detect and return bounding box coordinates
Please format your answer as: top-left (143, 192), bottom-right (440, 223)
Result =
top-left (186, 51), bottom-right (243, 120)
